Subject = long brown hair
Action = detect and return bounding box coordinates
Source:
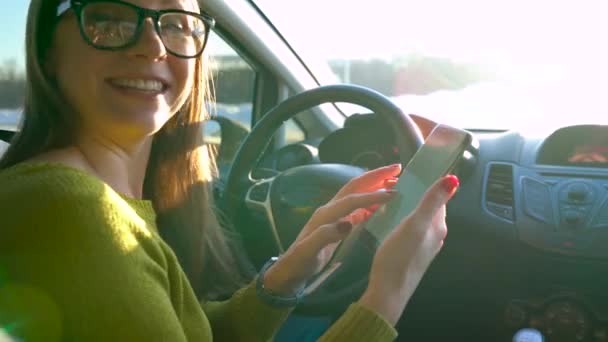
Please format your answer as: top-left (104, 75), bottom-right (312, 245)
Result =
top-left (0, 0), bottom-right (252, 300)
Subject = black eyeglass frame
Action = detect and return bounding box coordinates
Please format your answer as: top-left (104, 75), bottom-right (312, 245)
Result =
top-left (64, 0), bottom-right (216, 59)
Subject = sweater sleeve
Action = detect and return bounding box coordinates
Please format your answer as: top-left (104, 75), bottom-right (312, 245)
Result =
top-left (202, 279), bottom-right (292, 342)
top-left (203, 284), bottom-right (397, 342)
top-left (0, 171), bottom-right (203, 341)
top-left (318, 302), bottom-right (398, 341)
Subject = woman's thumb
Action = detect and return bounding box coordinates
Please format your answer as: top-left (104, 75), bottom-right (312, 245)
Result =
top-left (412, 175), bottom-right (459, 222)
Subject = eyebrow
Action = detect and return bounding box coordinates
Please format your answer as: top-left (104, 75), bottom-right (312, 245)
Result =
top-left (161, 0), bottom-right (200, 14)
top-left (161, 0), bottom-right (195, 8)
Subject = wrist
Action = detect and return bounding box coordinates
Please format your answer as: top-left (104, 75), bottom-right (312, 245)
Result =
top-left (358, 284), bottom-right (411, 326)
top-left (256, 256), bottom-right (304, 308)
top-left (262, 258), bottom-right (304, 295)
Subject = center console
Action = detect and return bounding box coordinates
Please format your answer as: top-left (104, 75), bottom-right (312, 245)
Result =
top-left (480, 126), bottom-right (608, 341)
top-left (483, 125), bottom-right (608, 258)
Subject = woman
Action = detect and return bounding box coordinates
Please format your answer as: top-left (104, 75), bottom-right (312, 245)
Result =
top-left (0, 0), bottom-right (459, 341)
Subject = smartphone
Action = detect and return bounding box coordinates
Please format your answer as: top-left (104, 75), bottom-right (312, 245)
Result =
top-left (304, 124), bottom-right (472, 294)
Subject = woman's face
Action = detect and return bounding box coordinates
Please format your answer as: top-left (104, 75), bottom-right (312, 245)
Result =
top-left (49, 0), bottom-right (199, 143)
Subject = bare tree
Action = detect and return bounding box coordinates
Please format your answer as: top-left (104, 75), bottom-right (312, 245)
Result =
top-left (0, 59), bottom-right (25, 109)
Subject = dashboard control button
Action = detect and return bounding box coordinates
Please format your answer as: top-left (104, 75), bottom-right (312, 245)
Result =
top-left (249, 182), bottom-right (270, 202)
top-left (563, 211), bottom-right (583, 226)
top-left (560, 182), bottom-right (594, 205)
top-left (559, 204), bottom-right (592, 231)
top-left (523, 177), bottom-right (554, 224)
top-left (568, 190), bottom-right (587, 202)
top-left (568, 183), bottom-right (589, 201)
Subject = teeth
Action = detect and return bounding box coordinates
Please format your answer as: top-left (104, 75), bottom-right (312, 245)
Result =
top-left (110, 78), bottom-right (164, 91)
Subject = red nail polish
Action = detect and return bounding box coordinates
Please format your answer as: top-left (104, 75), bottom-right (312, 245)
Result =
top-left (337, 221), bottom-right (353, 234)
top-left (442, 175), bottom-right (460, 194)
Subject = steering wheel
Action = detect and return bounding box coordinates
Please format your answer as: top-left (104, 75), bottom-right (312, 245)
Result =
top-left (222, 84), bottom-right (424, 314)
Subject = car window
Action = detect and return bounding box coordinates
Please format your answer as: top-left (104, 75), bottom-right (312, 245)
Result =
top-left (284, 119), bottom-right (305, 144)
top-left (206, 31), bottom-right (306, 153)
top-left (207, 31), bottom-right (255, 131)
top-left (0, 2), bottom-right (26, 134)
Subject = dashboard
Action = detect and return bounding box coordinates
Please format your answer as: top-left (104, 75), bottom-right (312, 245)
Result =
top-left (267, 113), bottom-right (402, 171)
top-left (538, 125), bottom-right (608, 167)
top-left (263, 116), bottom-right (608, 341)
top-left (494, 125), bottom-right (608, 259)
top-left (470, 124), bottom-right (608, 342)
top-left (269, 119), bottom-right (608, 259)
top-left (318, 113), bottom-right (401, 170)
top-left (262, 119), bottom-right (608, 261)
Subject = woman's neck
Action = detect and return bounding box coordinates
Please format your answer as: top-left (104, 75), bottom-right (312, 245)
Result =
top-left (26, 135), bottom-right (153, 199)
top-left (73, 136), bottom-right (153, 199)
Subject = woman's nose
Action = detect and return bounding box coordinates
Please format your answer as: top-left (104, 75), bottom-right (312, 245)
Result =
top-left (127, 18), bottom-right (167, 61)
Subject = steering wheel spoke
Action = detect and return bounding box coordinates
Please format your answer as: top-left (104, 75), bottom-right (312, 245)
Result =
top-left (245, 177), bottom-right (286, 253)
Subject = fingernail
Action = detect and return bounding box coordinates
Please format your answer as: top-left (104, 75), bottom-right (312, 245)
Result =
top-left (377, 188), bottom-right (398, 194)
top-left (386, 176), bottom-right (398, 182)
top-left (384, 180), bottom-right (397, 188)
top-left (337, 221), bottom-right (353, 234)
top-left (442, 175), bottom-right (460, 194)
top-left (389, 163), bottom-right (402, 169)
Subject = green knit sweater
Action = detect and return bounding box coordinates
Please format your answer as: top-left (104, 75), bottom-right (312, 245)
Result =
top-left (0, 163), bottom-right (397, 341)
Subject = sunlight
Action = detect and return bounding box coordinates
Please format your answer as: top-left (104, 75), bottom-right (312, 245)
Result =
top-left (259, 0), bottom-right (608, 62)
top-left (256, 0), bottom-right (608, 130)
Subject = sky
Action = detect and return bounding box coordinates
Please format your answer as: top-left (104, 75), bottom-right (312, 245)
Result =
top-left (256, 0), bottom-right (608, 128)
top-left (257, 0), bottom-right (608, 81)
top-left (1, 1), bottom-right (29, 71)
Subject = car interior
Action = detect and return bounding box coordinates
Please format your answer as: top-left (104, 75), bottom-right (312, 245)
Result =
top-left (2, 0), bottom-right (608, 341)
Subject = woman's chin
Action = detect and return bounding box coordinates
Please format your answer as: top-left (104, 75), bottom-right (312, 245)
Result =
top-left (104, 112), bottom-right (175, 142)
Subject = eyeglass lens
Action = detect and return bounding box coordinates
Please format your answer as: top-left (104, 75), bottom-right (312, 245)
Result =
top-left (80, 2), bottom-right (208, 57)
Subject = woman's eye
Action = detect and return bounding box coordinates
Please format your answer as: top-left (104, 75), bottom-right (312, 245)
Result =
top-left (90, 16), bottom-right (124, 31)
top-left (162, 22), bottom-right (185, 32)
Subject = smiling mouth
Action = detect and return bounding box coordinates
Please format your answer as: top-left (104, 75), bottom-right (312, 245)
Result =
top-left (107, 78), bottom-right (168, 93)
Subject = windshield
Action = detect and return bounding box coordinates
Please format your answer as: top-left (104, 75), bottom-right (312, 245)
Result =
top-left (255, 0), bottom-right (608, 130)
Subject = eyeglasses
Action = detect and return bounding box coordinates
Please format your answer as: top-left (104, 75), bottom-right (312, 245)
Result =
top-left (56, 0), bottom-right (215, 59)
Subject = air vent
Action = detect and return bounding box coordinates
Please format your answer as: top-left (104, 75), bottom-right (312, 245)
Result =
top-left (485, 163), bottom-right (515, 220)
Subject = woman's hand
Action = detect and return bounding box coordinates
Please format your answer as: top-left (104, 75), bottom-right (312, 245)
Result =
top-left (262, 164), bottom-right (402, 295)
top-left (358, 175), bottom-right (459, 325)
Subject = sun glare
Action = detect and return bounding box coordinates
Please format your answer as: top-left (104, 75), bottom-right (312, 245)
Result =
top-left (256, 0), bottom-right (608, 130)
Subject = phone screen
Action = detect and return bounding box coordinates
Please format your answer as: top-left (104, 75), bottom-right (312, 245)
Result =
top-left (304, 125), bottom-right (472, 294)
top-left (364, 124), bottom-right (472, 242)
